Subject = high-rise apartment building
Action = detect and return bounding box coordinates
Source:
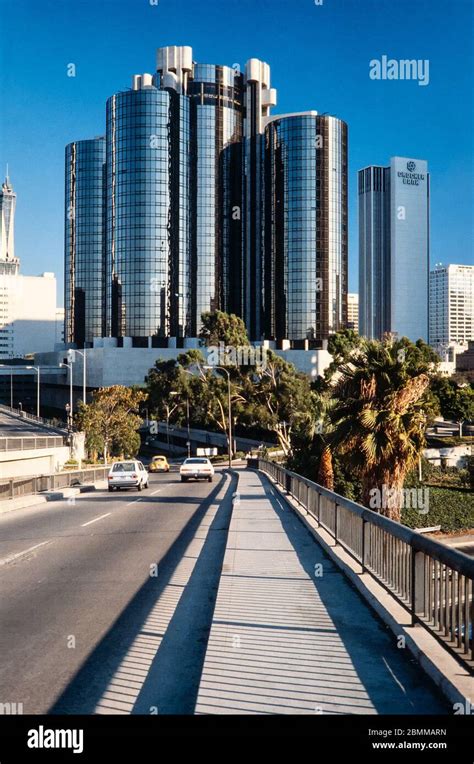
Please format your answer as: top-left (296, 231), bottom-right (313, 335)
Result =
top-left (65, 44), bottom-right (348, 347)
top-left (359, 157), bottom-right (429, 342)
top-left (429, 264), bottom-right (474, 348)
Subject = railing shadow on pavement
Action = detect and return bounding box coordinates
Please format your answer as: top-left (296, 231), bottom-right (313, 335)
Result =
top-left (194, 468), bottom-right (449, 715)
top-left (257, 459), bottom-right (474, 675)
top-left (49, 471), bottom-right (237, 715)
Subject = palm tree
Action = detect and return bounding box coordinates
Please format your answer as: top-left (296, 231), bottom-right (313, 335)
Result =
top-left (330, 339), bottom-right (430, 522)
top-left (299, 391), bottom-right (335, 490)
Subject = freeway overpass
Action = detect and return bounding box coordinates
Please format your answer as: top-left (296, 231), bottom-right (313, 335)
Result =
top-left (0, 460), bottom-right (471, 715)
top-left (0, 405), bottom-right (70, 478)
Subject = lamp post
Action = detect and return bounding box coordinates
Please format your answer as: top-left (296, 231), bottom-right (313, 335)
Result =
top-left (170, 391), bottom-right (191, 458)
top-left (25, 366), bottom-right (40, 418)
top-left (70, 349), bottom-right (87, 405)
top-left (203, 365), bottom-right (232, 469)
top-left (60, 362), bottom-right (73, 425)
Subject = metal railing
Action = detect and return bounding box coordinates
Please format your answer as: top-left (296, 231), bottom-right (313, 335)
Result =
top-left (0, 436), bottom-right (67, 451)
top-left (0, 467), bottom-right (109, 500)
top-left (258, 459), bottom-right (474, 671)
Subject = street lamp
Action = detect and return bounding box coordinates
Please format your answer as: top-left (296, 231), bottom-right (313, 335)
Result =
top-left (69, 349), bottom-right (87, 405)
top-left (203, 365), bottom-right (232, 469)
top-left (170, 391), bottom-right (191, 458)
top-left (60, 362), bottom-right (73, 426)
top-left (25, 366), bottom-right (40, 418)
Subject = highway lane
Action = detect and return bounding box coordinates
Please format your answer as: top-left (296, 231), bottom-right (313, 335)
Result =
top-left (0, 468), bottom-right (236, 714)
top-left (0, 410), bottom-right (61, 437)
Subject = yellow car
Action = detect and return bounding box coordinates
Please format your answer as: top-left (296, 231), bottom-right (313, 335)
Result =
top-left (148, 455), bottom-right (170, 473)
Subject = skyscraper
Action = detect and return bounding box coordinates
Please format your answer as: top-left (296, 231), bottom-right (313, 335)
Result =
top-left (0, 175), bottom-right (61, 358)
top-left (429, 264), bottom-right (474, 348)
top-left (65, 44), bottom-right (348, 347)
top-left (0, 171), bottom-right (18, 274)
top-left (65, 138), bottom-right (106, 345)
top-left (359, 157), bottom-right (429, 342)
top-left (105, 78), bottom-right (174, 341)
top-left (264, 113), bottom-right (348, 342)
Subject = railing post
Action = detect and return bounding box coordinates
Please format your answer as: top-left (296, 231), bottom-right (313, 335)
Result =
top-left (335, 502), bottom-right (339, 543)
top-left (361, 517), bottom-right (368, 573)
top-left (9, 479), bottom-right (13, 499)
top-left (411, 550), bottom-right (425, 626)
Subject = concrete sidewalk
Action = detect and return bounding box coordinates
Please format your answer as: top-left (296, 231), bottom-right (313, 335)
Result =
top-left (195, 468), bottom-right (448, 715)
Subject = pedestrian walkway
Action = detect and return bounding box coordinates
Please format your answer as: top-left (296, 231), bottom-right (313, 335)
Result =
top-left (195, 468), bottom-right (448, 714)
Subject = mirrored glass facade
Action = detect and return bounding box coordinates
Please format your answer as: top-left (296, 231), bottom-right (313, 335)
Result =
top-left (264, 115), bottom-right (348, 342)
top-left (188, 64), bottom-right (244, 334)
top-left (105, 87), bottom-right (172, 339)
top-left (65, 45), bottom-right (349, 347)
top-left (65, 137), bottom-right (106, 345)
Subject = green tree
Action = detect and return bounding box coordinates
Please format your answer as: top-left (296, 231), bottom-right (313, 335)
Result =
top-left (199, 310), bottom-right (250, 347)
top-left (430, 376), bottom-right (474, 426)
top-left (76, 386), bottom-right (146, 463)
top-left (329, 338), bottom-right (431, 521)
top-left (324, 329), bottom-right (363, 382)
top-left (241, 351), bottom-right (316, 456)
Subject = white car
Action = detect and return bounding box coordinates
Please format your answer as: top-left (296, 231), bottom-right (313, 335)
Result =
top-left (180, 457), bottom-right (215, 483)
top-left (108, 460), bottom-right (149, 492)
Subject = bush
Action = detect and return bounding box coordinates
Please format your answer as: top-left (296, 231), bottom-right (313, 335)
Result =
top-left (402, 487), bottom-right (474, 533)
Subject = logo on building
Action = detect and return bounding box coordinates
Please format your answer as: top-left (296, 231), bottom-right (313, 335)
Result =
top-left (407, 161), bottom-right (416, 172)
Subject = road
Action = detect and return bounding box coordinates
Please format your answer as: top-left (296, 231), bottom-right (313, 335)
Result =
top-left (0, 468), bottom-right (236, 714)
top-left (0, 410), bottom-right (59, 437)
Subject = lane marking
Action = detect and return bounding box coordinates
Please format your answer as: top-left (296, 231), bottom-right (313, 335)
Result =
top-left (126, 498), bottom-right (142, 506)
top-left (0, 540), bottom-right (52, 567)
top-left (81, 512), bottom-right (111, 527)
top-left (151, 488), bottom-right (162, 495)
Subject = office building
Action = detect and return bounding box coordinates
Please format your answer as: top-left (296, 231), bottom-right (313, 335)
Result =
top-left (359, 157), bottom-right (429, 342)
top-left (65, 44), bottom-right (348, 347)
top-left (0, 174), bottom-right (61, 359)
top-left (347, 293), bottom-right (359, 331)
top-left (429, 264), bottom-right (474, 349)
top-left (0, 171), bottom-right (17, 269)
top-left (65, 137), bottom-right (106, 345)
top-left (263, 113), bottom-right (348, 342)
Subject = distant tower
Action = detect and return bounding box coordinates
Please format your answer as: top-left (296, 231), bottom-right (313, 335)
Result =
top-left (0, 171), bottom-right (20, 275)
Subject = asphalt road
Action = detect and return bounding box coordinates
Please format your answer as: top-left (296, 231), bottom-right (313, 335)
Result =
top-left (0, 468), bottom-right (236, 714)
top-left (0, 411), bottom-right (59, 437)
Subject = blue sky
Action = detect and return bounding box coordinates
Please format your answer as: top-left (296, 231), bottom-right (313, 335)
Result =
top-left (0, 0), bottom-right (472, 304)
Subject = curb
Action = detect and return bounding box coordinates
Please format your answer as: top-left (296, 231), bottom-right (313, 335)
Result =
top-left (260, 469), bottom-right (473, 710)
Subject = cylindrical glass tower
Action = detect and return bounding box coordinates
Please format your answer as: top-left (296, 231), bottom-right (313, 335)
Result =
top-left (264, 113), bottom-right (348, 342)
top-left (187, 64), bottom-right (244, 334)
top-left (64, 137), bottom-right (106, 346)
top-left (105, 81), bottom-right (172, 339)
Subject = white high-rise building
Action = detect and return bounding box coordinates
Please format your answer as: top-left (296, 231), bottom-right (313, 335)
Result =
top-left (347, 293), bottom-right (359, 332)
top-left (359, 157), bottom-right (430, 342)
top-left (0, 174), bottom-right (61, 359)
top-left (429, 264), bottom-right (474, 351)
